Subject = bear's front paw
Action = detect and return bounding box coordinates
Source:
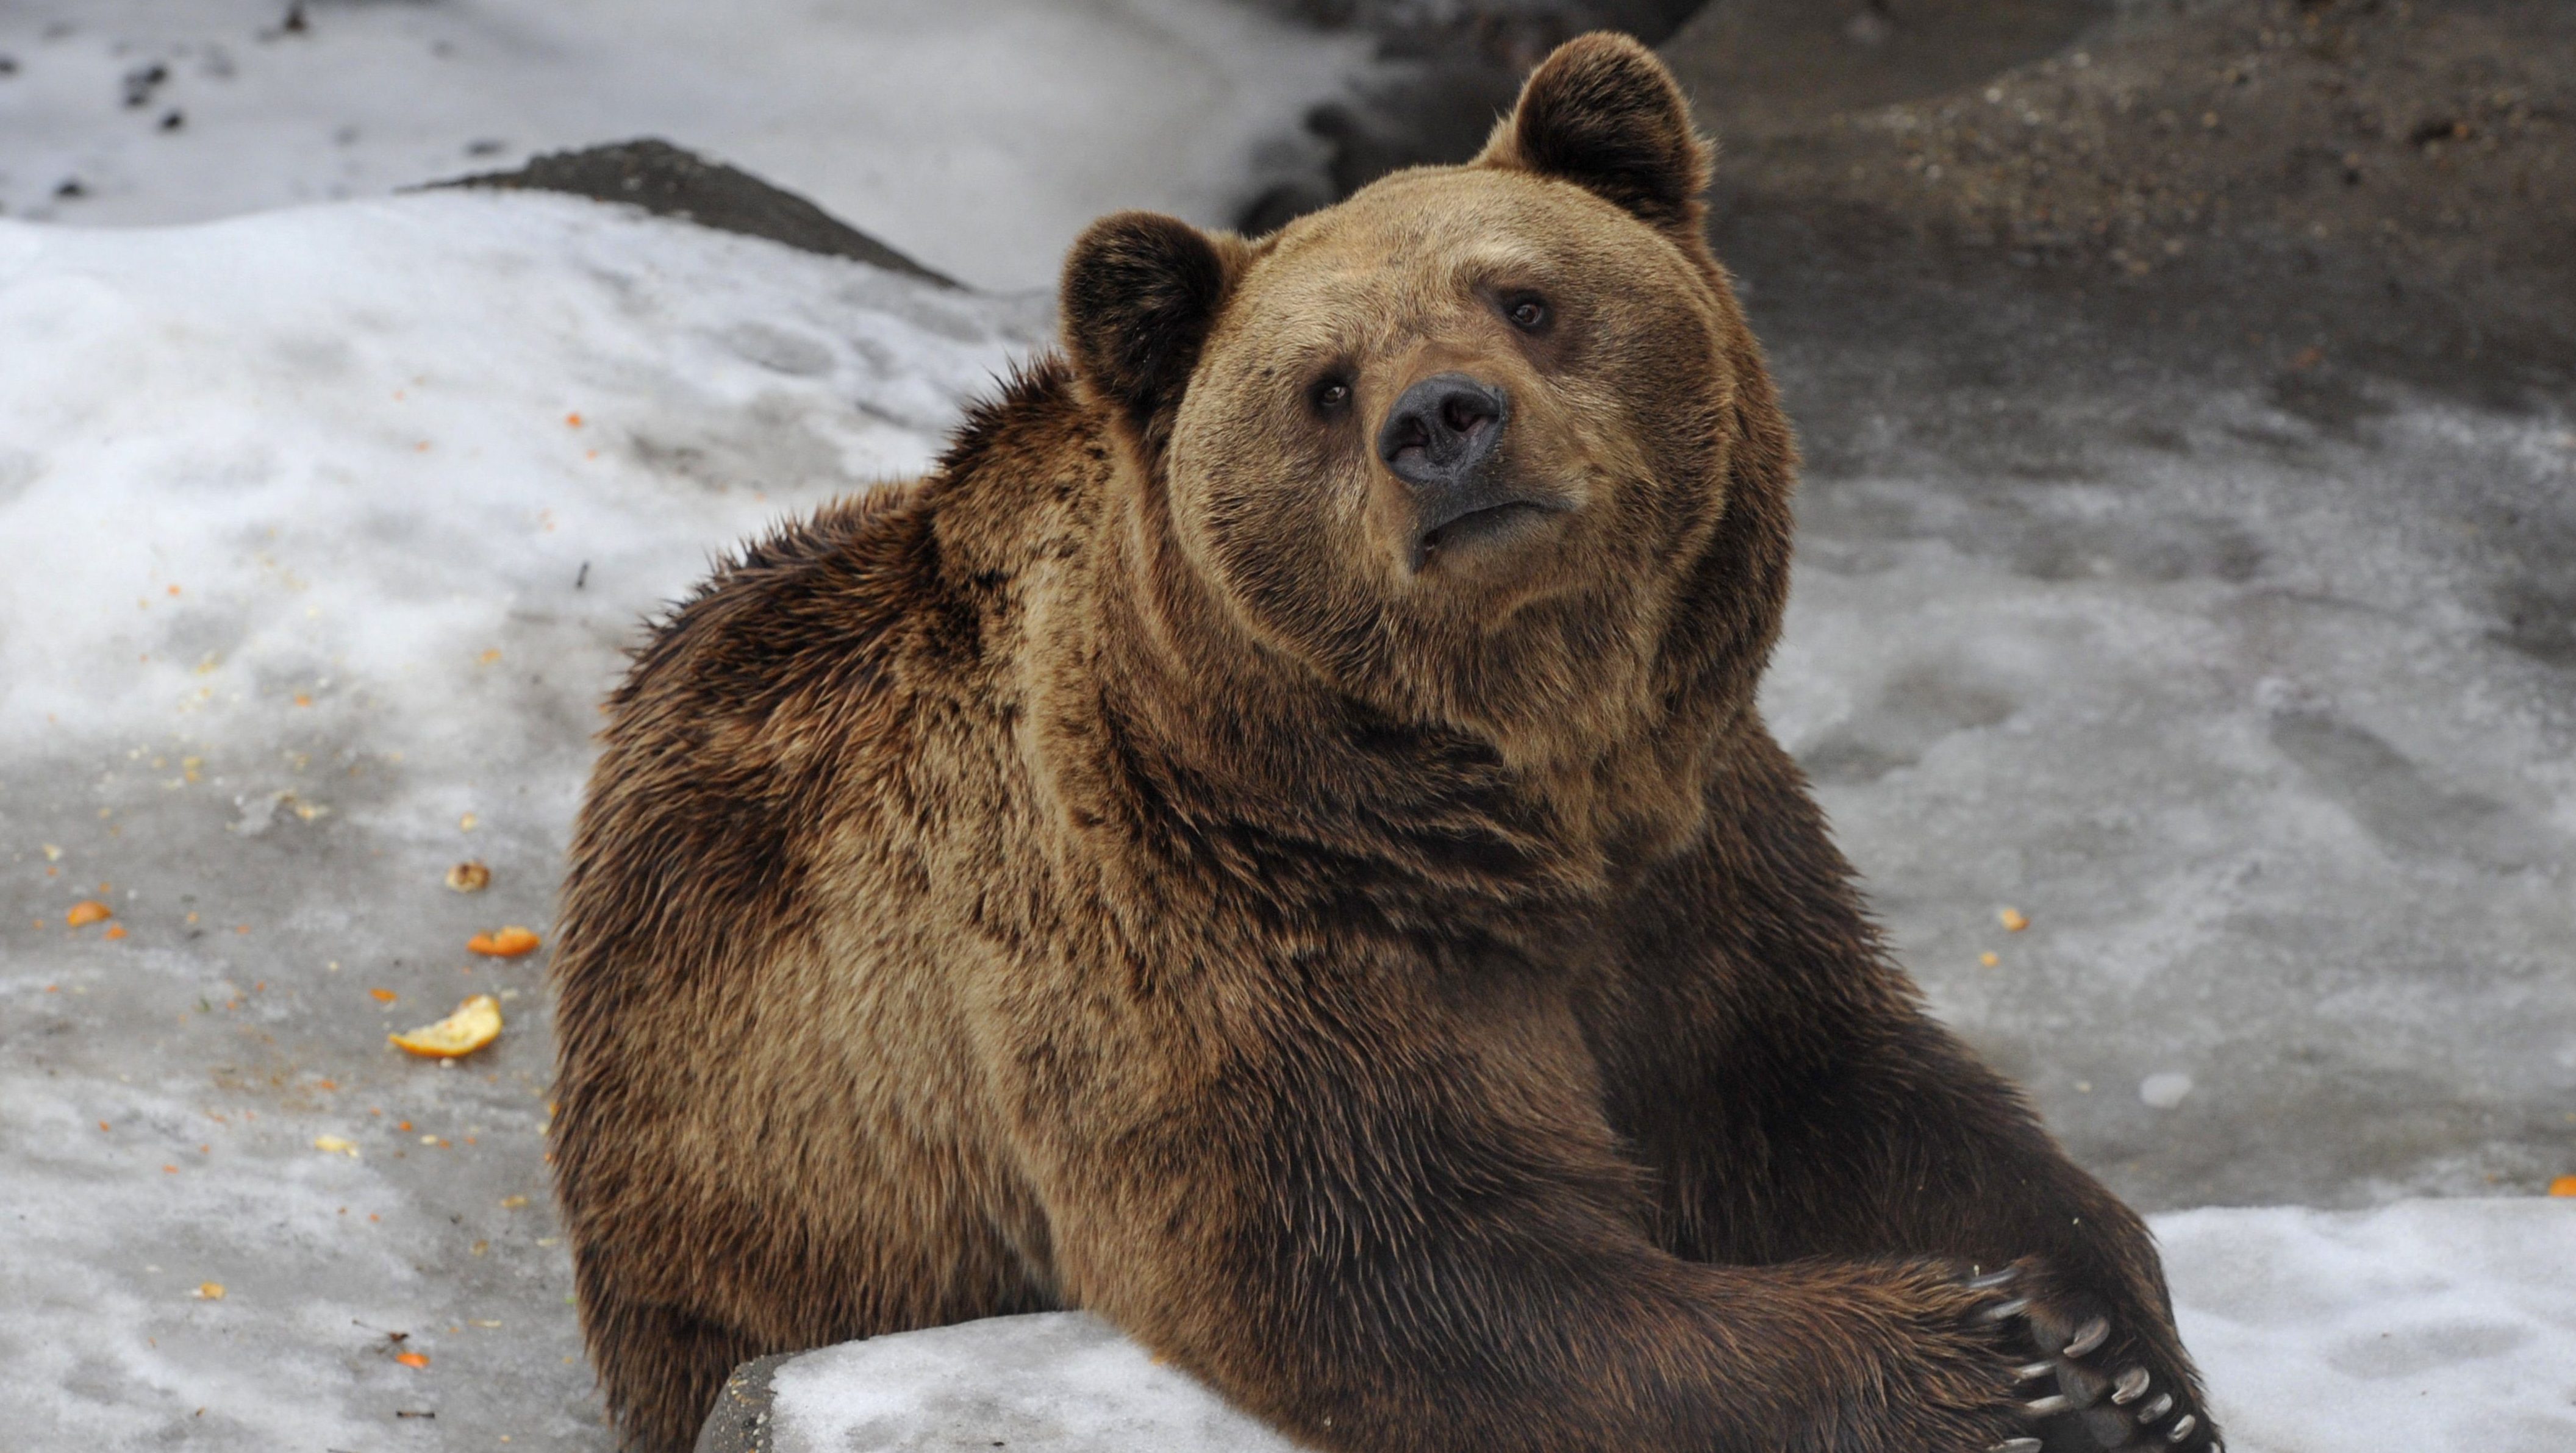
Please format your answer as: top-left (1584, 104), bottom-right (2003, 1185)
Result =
top-left (1979, 1273), bottom-right (2220, 1453)
top-left (1837, 1260), bottom-right (2082, 1453)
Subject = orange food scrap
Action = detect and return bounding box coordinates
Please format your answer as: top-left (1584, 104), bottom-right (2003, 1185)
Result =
top-left (198, 1282), bottom-right (224, 1300)
top-left (1979, 952), bottom-right (2000, 968)
top-left (104, 924), bottom-right (128, 941)
top-left (565, 412), bottom-right (583, 427)
top-left (446, 860), bottom-right (491, 893)
top-left (66, 901), bottom-right (113, 928)
top-left (389, 993), bottom-right (503, 1059)
top-left (2551, 1176), bottom-right (2576, 1198)
top-left (468, 926), bottom-right (540, 958)
top-left (293, 693), bottom-right (312, 708)
top-left (1998, 907), bottom-right (2030, 932)
top-left (370, 988), bottom-right (399, 1004)
top-left (395, 1351), bottom-right (429, 1368)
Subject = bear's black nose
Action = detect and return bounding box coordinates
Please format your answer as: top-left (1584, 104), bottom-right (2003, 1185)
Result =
top-left (1378, 373), bottom-right (1509, 490)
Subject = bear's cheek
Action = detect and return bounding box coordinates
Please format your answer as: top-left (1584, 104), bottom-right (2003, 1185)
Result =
top-left (1177, 442), bottom-right (1382, 635)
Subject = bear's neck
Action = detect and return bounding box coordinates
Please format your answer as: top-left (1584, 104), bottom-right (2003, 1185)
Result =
top-left (1045, 437), bottom-right (1758, 931)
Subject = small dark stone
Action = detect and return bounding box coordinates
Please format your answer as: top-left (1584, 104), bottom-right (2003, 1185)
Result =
top-left (160, 109), bottom-right (185, 132)
top-left (122, 61), bottom-right (168, 109)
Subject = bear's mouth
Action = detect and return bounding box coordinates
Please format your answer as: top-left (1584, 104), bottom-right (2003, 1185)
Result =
top-left (1411, 498), bottom-right (1560, 571)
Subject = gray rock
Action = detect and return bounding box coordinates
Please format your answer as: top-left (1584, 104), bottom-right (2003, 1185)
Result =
top-left (751, 1315), bottom-right (1299, 1453)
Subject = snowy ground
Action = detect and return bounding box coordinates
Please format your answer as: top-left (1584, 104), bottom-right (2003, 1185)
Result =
top-left (748, 1198), bottom-right (2576, 1453)
top-left (0, 192), bottom-right (1043, 1451)
top-left (0, 0), bottom-right (1366, 288)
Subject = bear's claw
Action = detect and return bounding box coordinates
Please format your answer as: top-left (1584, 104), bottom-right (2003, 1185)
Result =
top-left (1968, 1280), bottom-right (2216, 1452)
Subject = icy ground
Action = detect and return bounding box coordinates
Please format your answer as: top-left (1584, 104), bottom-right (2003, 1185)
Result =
top-left (0, 0), bottom-right (1365, 288)
top-left (749, 1198), bottom-right (2576, 1453)
top-left (1, 189), bottom-right (2571, 1448)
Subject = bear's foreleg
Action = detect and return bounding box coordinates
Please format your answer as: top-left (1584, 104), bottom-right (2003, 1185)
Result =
top-left (1016, 1007), bottom-right (2075, 1453)
top-left (1639, 1011), bottom-right (2221, 1452)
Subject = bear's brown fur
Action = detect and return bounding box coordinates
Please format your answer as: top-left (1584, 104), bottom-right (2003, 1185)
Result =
top-left (551, 34), bottom-right (2219, 1453)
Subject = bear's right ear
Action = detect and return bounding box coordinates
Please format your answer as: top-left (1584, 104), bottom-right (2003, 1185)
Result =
top-left (1061, 212), bottom-right (1243, 452)
top-left (1478, 32), bottom-right (1713, 238)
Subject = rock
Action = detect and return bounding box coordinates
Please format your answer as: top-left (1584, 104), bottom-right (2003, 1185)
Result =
top-left (723, 1313), bottom-right (1300, 1453)
top-left (436, 138), bottom-right (959, 288)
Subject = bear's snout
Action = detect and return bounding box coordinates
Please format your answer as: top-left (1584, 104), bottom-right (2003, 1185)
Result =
top-left (1378, 373), bottom-right (1565, 571)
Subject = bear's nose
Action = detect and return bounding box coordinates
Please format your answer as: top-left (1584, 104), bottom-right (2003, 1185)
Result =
top-left (1377, 373), bottom-right (1509, 490)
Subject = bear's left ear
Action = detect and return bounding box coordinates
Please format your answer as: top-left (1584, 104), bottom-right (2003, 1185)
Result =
top-left (1477, 32), bottom-right (1713, 237)
top-left (1061, 212), bottom-right (1247, 452)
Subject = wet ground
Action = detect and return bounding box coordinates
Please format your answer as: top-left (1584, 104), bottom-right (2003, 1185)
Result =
top-left (1672, 0), bottom-right (2576, 1212)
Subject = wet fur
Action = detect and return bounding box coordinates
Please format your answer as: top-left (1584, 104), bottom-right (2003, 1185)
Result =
top-left (553, 34), bottom-right (2217, 1453)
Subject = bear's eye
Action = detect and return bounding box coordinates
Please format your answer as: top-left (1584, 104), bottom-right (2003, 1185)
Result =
top-left (1310, 377), bottom-right (1353, 414)
top-left (1503, 294), bottom-right (1550, 332)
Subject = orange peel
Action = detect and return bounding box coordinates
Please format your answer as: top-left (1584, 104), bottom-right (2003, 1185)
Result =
top-left (389, 993), bottom-right (503, 1059)
top-left (66, 900), bottom-right (113, 928)
top-left (467, 926), bottom-right (540, 958)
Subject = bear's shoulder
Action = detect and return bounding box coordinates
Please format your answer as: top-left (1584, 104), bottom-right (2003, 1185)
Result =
top-left (611, 357), bottom-right (1095, 734)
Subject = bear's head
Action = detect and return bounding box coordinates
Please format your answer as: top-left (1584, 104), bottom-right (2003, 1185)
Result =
top-left (1062, 34), bottom-right (1792, 783)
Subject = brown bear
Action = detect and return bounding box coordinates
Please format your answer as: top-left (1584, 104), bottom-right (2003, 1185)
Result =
top-left (549, 33), bottom-right (2220, 1453)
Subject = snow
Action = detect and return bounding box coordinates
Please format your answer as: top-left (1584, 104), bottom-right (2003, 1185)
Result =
top-left (2159, 1199), bottom-right (2576, 1453)
top-left (754, 1199), bottom-right (2576, 1453)
top-left (0, 0), bottom-right (1368, 288)
top-left (0, 191), bottom-right (1039, 1449)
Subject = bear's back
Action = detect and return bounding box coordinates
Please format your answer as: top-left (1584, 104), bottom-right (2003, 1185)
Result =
top-left (549, 364), bottom-right (1104, 1355)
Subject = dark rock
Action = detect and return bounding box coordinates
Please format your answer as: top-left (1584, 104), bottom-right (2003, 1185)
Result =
top-left (435, 138), bottom-right (958, 288)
